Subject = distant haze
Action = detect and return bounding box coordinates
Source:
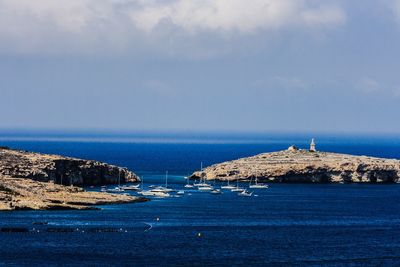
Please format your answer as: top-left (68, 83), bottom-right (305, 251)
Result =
top-left (1, 0), bottom-right (400, 133)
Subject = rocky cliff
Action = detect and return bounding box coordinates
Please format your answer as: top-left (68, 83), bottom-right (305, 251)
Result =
top-left (190, 149), bottom-right (400, 183)
top-left (0, 147), bottom-right (139, 186)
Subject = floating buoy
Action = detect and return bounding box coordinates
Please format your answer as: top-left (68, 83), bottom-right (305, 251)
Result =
top-left (198, 232), bottom-right (202, 237)
top-left (156, 217), bottom-right (160, 222)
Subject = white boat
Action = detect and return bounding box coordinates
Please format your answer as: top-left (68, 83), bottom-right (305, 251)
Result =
top-left (106, 187), bottom-right (125, 193)
top-left (210, 189), bottom-right (222, 194)
top-left (238, 190), bottom-right (253, 197)
top-left (231, 187), bottom-right (244, 192)
top-left (194, 162), bottom-right (212, 187)
top-left (107, 170), bottom-right (125, 192)
top-left (177, 190), bottom-right (185, 195)
top-left (151, 186), bottom-right (175, 193)
top-left (139, 190), bottom-right (170, 198)
top-left (221, 179), bottom-right (236, 190)
top-left (194, 182), bottom-right (209, 187)
top-left (184, 176), bottom-right (194, 188)
top-left (231, 179), bottom-right (244, 192)
top-left (249, 174), bottom-right (269, 189)
top-left (153, 171), bottom-right (175, 193)
top-left (198, 185), bottom-right (214, 191)
top-left (249, 184), bottom-right (269, 189)
top-left (121, 184), bottom-right (141, 191)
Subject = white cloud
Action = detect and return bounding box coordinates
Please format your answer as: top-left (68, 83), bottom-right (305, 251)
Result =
top-left (357, 78), bottom-right (380, 93)
top-left (0, 0), bottom-right (347, 54)
top-left (394, 0), bottom-right (400, 21)
top-left (130, 0), bottom-right (346, 33)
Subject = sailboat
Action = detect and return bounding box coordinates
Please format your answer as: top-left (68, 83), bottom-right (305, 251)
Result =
top-left (152, 171), bottom-right (175, 193)
top-left (197, 184), bottom-right (214, 191)
top-left (184, 176), bottom-right (194, 188)
top-left (238, 189), bottom-right (253, 197)
top-left (221, 179), bottom-right (236, 190)
top-left (249, 172), bottom-right (269, 189)
top-left (121, 184), bottom-right (140, 191)
top-left (210, 188), bottom-right (222, 194)
top-left (107, 170), bottom-right (125, 193)
top-left (193, 162), bottom-right (211, 187)
top-left (139, 176), bottom-right (170, 197)
top-left (231, 178), bottom-right (244, 192)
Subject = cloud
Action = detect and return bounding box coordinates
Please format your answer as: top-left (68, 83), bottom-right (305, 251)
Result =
top-left (130, 0), bottom-right (346, 33)
top-left (356, 78), bottom-right (380, 93)
top-left (394, 0), bottom-right (400, 21)
top-left (253, 76), bottom-right (311, 92)
top-left (0, 0), bottom-right (346, 54)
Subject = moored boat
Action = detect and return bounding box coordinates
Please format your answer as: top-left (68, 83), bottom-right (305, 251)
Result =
top-left (238, 190), bottom-right (253, 197)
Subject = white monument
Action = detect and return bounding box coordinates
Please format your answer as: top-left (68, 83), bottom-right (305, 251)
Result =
top-left (310, 138), bottom-right (316, 152)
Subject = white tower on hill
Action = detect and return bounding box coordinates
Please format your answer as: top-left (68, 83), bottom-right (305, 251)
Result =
top-left (310, 138), bottom-right (316, 152)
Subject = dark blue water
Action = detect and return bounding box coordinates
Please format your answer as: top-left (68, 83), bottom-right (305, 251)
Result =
top-left (1, 133), bottom-right (400, 266)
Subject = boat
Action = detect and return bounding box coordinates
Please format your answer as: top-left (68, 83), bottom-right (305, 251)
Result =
top-left (107, 170), bottom-right (125, 192)
top-left (194, 162), bottom-right (213, 188)
top-left (231, 179), bottom-right (244, 192)
top-left (249, 173), bottom-right (269, 189)
top-left (198, 185), bottom-right (214, 191)
top-left (121, 184), bottom-right (140, 191)
top-left (184, 176), bottom-right (194, 188)
top-left (100, 186), bottom-right (107, 192)
top-left (238, 190), bottom-right (253, 197)
top-left (106, 187), bottom-right (125, 193)
top-left (194, 182), bottom-right (210, 187)
top-left (137, 175), bottom-right (170, 197)
top-left (221, 179), bottom-right (236, 190)
top-left (139, 190), bottom-right (170, 198)
top-left (177, 190), bottom-right (185, 195)
top-left (231, 187), bottom-right (244, 192)
top-left (153, 171), bottom-right (175, 193)
top-left (210, 189), bottom-right (222, 194)
top-left (151, 186), bottom-right (175, 193)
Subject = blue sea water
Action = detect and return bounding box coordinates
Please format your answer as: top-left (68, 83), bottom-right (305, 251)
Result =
top-left (1, 132), bottom-right (400, 266)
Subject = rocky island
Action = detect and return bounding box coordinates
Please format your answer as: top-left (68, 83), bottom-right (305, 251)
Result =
top-left (190, 141), bottom-right (400, 183)
top-left (0, 147), bottom-right (145, 211)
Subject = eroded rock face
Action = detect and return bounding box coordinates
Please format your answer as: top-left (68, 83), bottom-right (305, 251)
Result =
top-left (190, 150), bottom-right (400, 183)
top-left (0, 148), bottom-right (139, 186)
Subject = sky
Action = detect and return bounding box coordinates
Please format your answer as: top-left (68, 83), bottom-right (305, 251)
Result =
top-left (1, 0), bottom-right (400, 134)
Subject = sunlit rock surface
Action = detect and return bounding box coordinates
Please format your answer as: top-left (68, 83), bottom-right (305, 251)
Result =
top-left (0, 147), bottom-right (139, 186)
top-left (190, 149), bottom-right (400, 183)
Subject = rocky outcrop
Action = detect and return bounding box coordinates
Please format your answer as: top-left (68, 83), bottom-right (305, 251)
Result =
top-left (0, 147), bottom-right (139, 186)
top-left (0, 176), bottom-right (147, 211)
top-left (190, 149), bottom-right (400, 183)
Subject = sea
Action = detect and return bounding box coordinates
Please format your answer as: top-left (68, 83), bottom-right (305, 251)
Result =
top-left (1, 132), bottom-right (400, 266)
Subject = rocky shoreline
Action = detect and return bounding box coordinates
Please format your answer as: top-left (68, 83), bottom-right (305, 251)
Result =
top-left (190, 148), bottom-right (400, 183)
top-left (0, 177), bottom-right (147, 211)
top-left (0, 147), bottom-right (139, 186)
top-left (0, 147), bottom-right (146, 211)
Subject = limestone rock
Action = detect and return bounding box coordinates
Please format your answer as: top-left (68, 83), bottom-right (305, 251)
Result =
top-left (190, 149), bottom-right (400, 183)
top-left (0, 148), bottom-right (139, 186)
top-left (0, 176), bottom-right (147, 211)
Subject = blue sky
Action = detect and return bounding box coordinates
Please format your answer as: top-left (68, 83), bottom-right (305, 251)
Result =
top-left (1, 0), bottom-right (400, 133)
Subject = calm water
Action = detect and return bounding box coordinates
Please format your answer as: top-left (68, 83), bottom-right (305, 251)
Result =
top-left (1, 133), bottom-right (400, 266)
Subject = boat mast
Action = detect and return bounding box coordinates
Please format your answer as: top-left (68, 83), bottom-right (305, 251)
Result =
top-left (165, 171), bottom-right (168, 188)
top-left (118, 169), bottom-right (121, 187)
